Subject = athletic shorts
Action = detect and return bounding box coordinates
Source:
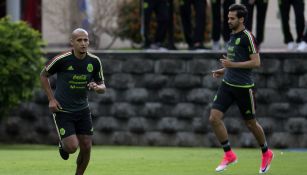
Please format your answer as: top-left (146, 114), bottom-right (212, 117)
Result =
top-left (52, 108), bottom-right (93, 139)
top-left (212, 81), bottom-right (256, 120)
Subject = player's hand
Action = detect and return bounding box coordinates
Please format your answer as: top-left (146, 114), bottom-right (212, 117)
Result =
top-left (212, 68), bottom-right (225, 78)
top-left (220, 55), bottom-right (234, 68)
top-left (88, 82), bottom-right (106, 93)
top-left (88, 82), bottom-right (98, 91)
top-left (49, 98), bottom-right (62, 112)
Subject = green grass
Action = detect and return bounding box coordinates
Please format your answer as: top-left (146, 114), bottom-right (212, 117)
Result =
top-left (0, 145), bottom-right (306, 175)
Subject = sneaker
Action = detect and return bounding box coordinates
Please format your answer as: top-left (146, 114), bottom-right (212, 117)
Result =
top-left (259, 149), bottom-right (274, 174)
top-left (215, 151), bottom-right (238, 172)
top-left (58, 142), bottom-right (69, 160)
top-left (287, 42), bottom-right (296, 50)
top-left (193, 42), bottom-right (208, 50)
top-left (149, 43), bottom-right (168, 51)
top-left (297, 41), bottom-right (307, 51)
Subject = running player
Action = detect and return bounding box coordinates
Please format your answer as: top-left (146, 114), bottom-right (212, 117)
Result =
top-left (209, 4), bottom-right (273, 174)
top-left (40, 28), bottom-right (106, 175)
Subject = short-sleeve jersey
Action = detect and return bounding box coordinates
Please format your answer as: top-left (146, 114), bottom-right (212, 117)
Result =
top-left (45, 50), bottom-right (104, 112)
top-left (223, 29), bottom-right (258, 88)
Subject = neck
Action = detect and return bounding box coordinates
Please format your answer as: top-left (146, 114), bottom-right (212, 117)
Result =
top-left (74, 50), bottom-right (86, 59)
top-left (232, 25), bottom-right (245, 34)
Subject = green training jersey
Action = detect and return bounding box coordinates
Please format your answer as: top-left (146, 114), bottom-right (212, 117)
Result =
top-left (223, 29), bottom-right (258, 88)
top-left (45, 50), bottom-right (104, 112)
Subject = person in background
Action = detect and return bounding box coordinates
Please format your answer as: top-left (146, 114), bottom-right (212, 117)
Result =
top-left (278, 0), bottom-right (305, 50)
top-left (179, 0), bottom-right (207, 50)
top-left (40, 28), bottom-right (106, 175)
top-left (142, 0), bottom-right (170, 50)
top-left (211, 0), bottom-right (235, 50)
top-left (209, 4), bottom-right (273, 173)
top-left (297, 21), bottom-right (307, 51)
top-left (241, 0), bottom-right (268, 49)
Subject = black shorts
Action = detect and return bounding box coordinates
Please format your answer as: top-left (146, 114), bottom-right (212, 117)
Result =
top-left (52, 108), bottom-right (93, 139)
top-left (212, 81), bottom-right (256, 120)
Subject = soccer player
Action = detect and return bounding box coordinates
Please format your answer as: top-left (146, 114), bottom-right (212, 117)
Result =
top-left (209, 4), bottom-right (273, 174)
top-left (40, 28), bottom-right (106, 175)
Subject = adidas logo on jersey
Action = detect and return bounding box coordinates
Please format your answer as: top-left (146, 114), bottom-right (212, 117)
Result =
top-left (67, 65), bottom-right (74, 70)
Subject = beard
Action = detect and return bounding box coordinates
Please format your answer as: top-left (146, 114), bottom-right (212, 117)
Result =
top-left (229, 23), bottom-right (239, 31)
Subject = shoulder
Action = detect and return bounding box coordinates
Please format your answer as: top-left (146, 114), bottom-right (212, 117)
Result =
top-left (46, 51), bottom-right (72, 70)
top-left (242, 30), bottom-right (258, 51)
top-left (52, 50), bottom-right (72, 61)
top-left (87, 52), bottom-right (102, 64)
top-left (242, 30), bottom-right (256, 43)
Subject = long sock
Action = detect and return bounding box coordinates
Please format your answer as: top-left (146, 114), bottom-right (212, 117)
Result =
top-left (260, 142), bottom-right (268, 153)
top-left (221, 140), bottom-right (231, 152)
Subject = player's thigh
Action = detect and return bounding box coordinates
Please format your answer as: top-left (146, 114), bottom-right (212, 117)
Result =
top-left (75, 108), bottom-right (93, 136)
top-left (77, 135), bottom-right (92, 150)
top-left (234, 87), bottom-right (256, 120)
top-left (53, 112), bottom-right (76, 139)
top-left (212, 82), bottom-right (234, 113)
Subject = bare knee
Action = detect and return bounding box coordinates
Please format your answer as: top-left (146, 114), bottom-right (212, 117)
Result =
top-left (209, 109), bottom-right (223, 126)
top-left (62, 136), bottom-right (79, 153)
top-left (78, 136), bottom-right (92, 152)
top-left (244, 119), bottom-right (257, 130)
top-left (64, 142), bottom-right (78, 153)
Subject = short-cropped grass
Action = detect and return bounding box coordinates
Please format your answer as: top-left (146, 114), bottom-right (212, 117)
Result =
top-left (0, 145), bottom-right (306, 175)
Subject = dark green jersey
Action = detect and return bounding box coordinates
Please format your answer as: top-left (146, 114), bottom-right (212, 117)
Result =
top-left (223, 29), bottom-right (258, 88)
top-left (45, 50), bottom-right (104, 112)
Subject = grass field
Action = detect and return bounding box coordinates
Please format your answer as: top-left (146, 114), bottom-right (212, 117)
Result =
top-left (0, 145), bottom-right (306, 175)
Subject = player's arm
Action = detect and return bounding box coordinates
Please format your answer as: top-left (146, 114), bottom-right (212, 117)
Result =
top-left (40, 68), bottom-right (62, 112)
top-left (212, 68), bottom-right (225, 78)
top-left (88, 81), bottom-right (106, 94)
top-left (220, 54), bottom-right (261, 68)
top-left (89, 57), bottom-right (106, 94)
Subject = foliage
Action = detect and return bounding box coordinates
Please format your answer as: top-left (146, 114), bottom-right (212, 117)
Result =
top-left (0, 17), bottom-right (45, 118)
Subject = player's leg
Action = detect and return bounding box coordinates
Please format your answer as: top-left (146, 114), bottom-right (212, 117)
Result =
top-left (53, 112), bottom-right (79, 160)
top-left (209, 82), bottom-right (237, 172)
top-left (74, 108), bottom-right (93, 175)
top-left (235, 87), bottom-right (273, 173)
top-left (75, 135), bottom-right (92, 175)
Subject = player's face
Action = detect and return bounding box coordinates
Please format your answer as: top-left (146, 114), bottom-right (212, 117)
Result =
top-left (228, 11), bottom-right (240, 30)
top-left (71, 32), bottom-right (89, 54)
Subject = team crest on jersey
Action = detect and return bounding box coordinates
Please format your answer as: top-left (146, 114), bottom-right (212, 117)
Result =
top-left (87, 64), bottom-right (93, 72)
top-left (235, 38), bottom-right (241, 45)
top-left (60, 128), bottom-right (65, 136)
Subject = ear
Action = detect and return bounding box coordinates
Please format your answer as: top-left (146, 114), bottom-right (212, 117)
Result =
top-left (239, 17), bottom-right (244, 23)
top-left (70, 39), bottom-right (73, 46)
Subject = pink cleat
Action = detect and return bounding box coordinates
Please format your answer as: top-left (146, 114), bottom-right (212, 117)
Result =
top-left (259, 149), bottom-right (274, 174)
top-left (215, 151), bottom-right (238, 172)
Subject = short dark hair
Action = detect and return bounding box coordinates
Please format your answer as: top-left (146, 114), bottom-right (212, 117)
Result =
top-left (229, 4), bottom-right (248, 20)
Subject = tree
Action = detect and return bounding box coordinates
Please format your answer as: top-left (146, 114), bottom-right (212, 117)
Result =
top-left (43, 0), bottom-right (120, 49)
top-left (0, 17), bottom-right (45, 118)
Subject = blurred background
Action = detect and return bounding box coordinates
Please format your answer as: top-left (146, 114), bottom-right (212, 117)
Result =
top-left (1, 0), bottom-right (307, 50)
